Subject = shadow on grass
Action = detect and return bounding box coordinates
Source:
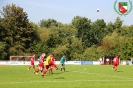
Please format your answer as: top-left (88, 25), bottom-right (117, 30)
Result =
top-left (51, 72), bottom-right (63, 74)
top-left (46, 70), bottom-right (70, 76)
top-left (64, 71), bottom-right (69, 72)
top-left (117, 71), bottom-right (123, 72)
top-left (55, 70), bottom-right (70, 73)
top-left (54, 77), bottom-right (65, 79)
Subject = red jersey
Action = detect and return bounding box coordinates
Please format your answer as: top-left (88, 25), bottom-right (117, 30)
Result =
top-left (113, 56), bottom-right (119, 64)
top-left (30, 55), bottom-right (35, 64)
top-left (51, 56), bottom-right (55, 62)
top-left (49, 56), bottom-right (55, 65)
top-left (39, 56), bottom-right (45, 67)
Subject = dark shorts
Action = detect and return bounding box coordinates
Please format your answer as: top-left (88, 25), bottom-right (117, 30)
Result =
top-left (45, 65), bottom-right (49, 69)
top-left (61, 63), bottom-right (65, 66)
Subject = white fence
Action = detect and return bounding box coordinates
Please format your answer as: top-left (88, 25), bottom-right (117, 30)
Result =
top-left (0, 61), bottom-right (81, 65)
top-left (0, 60), bottom-right (132, 66)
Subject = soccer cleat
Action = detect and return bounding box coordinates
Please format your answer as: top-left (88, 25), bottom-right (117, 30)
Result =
top-left (34, 71), bottom-right (38, 74)
top-left (42, 75), bottom-right (44, 78)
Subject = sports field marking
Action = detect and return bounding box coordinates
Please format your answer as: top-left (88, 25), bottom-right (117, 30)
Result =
top-left (0, 69), bottom-right (133, 85)
top-left (1, 67), bottom-right (133, 85)
top-left (72, 68), bottom-right (133, 80)
top-left (0, 79), bottom-right (133, 85)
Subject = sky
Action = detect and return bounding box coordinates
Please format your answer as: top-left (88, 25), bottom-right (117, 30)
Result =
top-left (0, 0), bottom-right (133, 25)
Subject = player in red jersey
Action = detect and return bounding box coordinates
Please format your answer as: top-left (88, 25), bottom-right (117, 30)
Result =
top-left (34, 53), bottom-right (46, 74)
top-left (113, 55), bottom-right (119, 72)
top-left (28, 54), bottom-right (35, 71)
top-left (42, 54), bottom-right (51, 77)
top-left (49, 54), bottom-right (58, 74)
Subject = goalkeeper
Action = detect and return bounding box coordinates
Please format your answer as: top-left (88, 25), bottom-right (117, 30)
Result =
top-left (60, 54), bottom-right (67, 71)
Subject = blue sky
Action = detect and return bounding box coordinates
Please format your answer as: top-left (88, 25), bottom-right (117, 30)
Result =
top-left (0, 0), bottom-right (133, 25)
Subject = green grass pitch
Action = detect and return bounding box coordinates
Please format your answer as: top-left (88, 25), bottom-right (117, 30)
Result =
top-left (0, 65), bottom-right (133, 88)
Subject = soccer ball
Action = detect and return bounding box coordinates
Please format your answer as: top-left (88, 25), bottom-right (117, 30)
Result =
top-left (97, 9), bottom-right (99, 12)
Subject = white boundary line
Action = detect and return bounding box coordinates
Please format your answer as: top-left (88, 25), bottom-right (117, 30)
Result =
top-left (0, 79), bottom-right (133, 85)
top-left (72, 68), bottom-right (133, 80)
top-left (0, 68), bottom-right (133, 85)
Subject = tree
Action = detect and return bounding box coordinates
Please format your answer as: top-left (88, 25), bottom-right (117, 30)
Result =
top-left (52, 44), bottom-right (69, 60)
top-left (117, 25), bottom-right (129, 37)
top-left (0, 42), bottom-right (8, 60)
top-left (0, 4), bottom-right (39, 59)
top-left (83, 46), bottom-right (97, 60)
top-left (101, 31), bottom-right (124, 55)
top-left (68, 37), bottom-right (84, 60)
top-left (114, 17), bottom-right (123, 34)
top-left (71, 16), bottom-right (91, 48)
top-left (119, 38), bottom-right (133, 60)
top-left (127, 25), bottom-right (133, 37)
top-left (37, 28), bottom-right (50, 43)
top-left (114, 17), bottom-right (123, 29)
top-left (104, 22), bottom-right (115, 35)
top-left (46, 27), bottom-right (61, 48)
top-left (33, 27), bottom-right (50, 57)
top-left (33, 42), bottom-right (49, 57)
top-left (39, 19), bottom-right (58, 28)
top-left (90, 19), bottom-right (106, 45)
top-left (105, 17), bottom-right (123, 36)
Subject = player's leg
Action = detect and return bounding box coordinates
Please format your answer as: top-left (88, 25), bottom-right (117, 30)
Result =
top-left (114, 66), bottom-right (116, 72)
top-left (60, 64), bottom-right (63, 71)
top-left (49, 65), bottom-right (53, 74)
top-left (38, 67), bottom-right (43, 74)
top-left (28, 65), bottom-right (31, 70)
top-left (34, 67), bottom-right (41, 74)
top-left (32, 64), bottom-right (36, 71)
top-left (115, 64), bottom-right (118, 72)
top-left (53, 63), bottom-right (58, 70)
top-left (38, 63), bottom-right (43, 73)
top-left (41, 65), bottom-right (44, 72)
top-left (49, 63), bottom-right (53, 73)
top-left (62, 64), bottom-right (65, 71)
top-left (113, 64), bottom-right (117, 72)
top-left (42, 69), bottom-right (47, 76)
top-left (28, 64), bottom-right (33, 70)
top-left (115, 67), bottom-right (117, 72)
top-left (42, 65), bottom-right (49, 77)
top-left (35, 62), bottom-right (43, 74)
top-left (112, 63), bottom-right (115, 70)
top-left (60, 64), bottom-right (65, 71)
